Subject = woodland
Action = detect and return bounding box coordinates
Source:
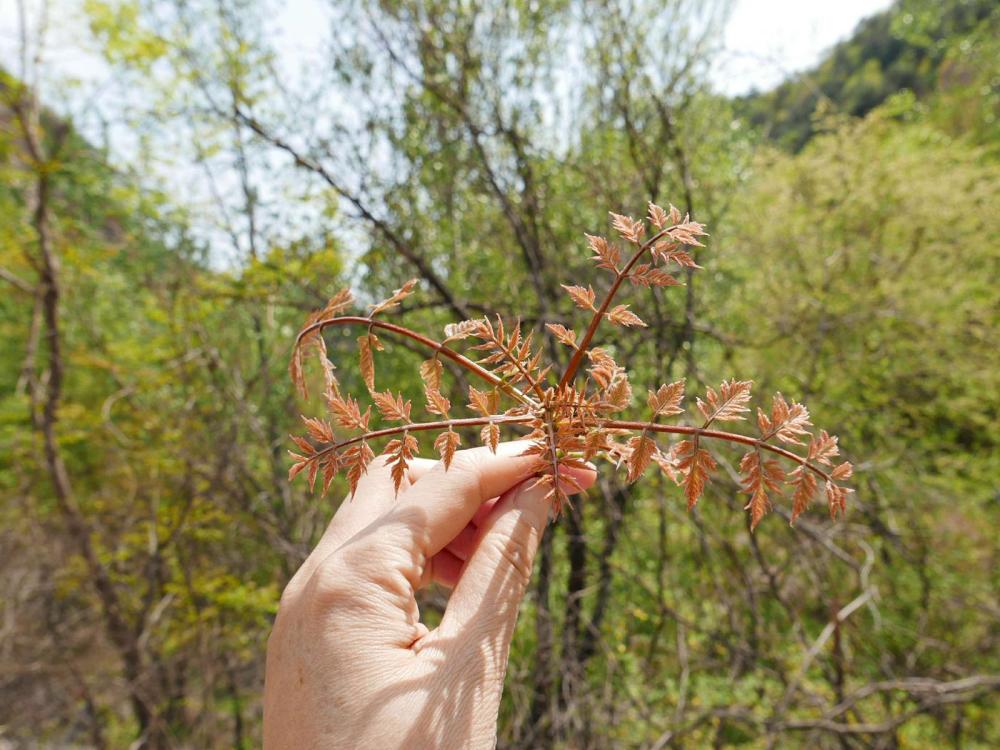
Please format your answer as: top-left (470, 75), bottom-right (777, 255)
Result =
top-left (1, 0), bottom-right (998, 747)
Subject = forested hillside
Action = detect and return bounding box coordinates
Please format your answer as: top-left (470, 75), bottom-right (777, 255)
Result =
top-left (738, 0), bottom-right (999, 149)
top-left (1, 0), bottom-right (997, 747)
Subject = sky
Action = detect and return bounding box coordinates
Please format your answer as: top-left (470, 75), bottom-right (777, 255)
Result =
top-left (715, 0), bottom-right (895, 94)
top-left (1, 0), bottom-right (896, 98)
top-left (261, 0), bottom-right (897, 97)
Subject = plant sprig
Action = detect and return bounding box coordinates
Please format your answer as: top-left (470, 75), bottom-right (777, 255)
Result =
top-left (288, 202), bottom-right (853, 530)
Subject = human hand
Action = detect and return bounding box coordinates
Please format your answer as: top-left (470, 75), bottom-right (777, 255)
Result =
top-left (263, 441), bottom-right (596, 749)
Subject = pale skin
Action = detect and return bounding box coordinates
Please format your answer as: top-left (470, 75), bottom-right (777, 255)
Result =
top-left (263, 441), bottom-right (597, 749)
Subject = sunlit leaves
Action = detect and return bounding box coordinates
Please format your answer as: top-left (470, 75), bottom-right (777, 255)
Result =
top-left (369, 278), bottom-right (418, 316)
top-left (287, 203), bottom-right (851, 529)
top-left (384, 432), bottom-right (418, 494)
top-left (676, 439), bottom-right (716, 509)
top-left (647, 201), bottom-right (669, 229)
top-left (443, 319), bottom-right (481, 342)
top-left (610, 212), bottom-right (645, 243)
top-left (606, 304), bottom-right (646, 328)
top-left (434, 429), bottom-right (461, 468)
top-left (626, 434), bottom-right (656, 483)
top-left (372, 390), bottom-right (411, 422)
top-left (546, 323), bottom-right (578, 348)
top-left (647, 380), bottom-right (685, 417)
top-left (697, 379), bottom-right (753, 426)
top-left (740, 450), bottom-right (785, 530)
top-left (468, 385), bottom-right (499, 417)
top-left (757, 392), bottom-right (811, 444)
top-left (587, 233), bottom-right (620, 272)
top-left (562, 283), bottom-right (597, 311)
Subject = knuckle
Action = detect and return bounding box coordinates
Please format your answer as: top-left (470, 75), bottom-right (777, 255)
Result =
top-left (484, 531), bottom-right (536, 587)
top-left (303, 551), bottom-right (353, 606)
top-left (446, 451), bottom-right (489, 497)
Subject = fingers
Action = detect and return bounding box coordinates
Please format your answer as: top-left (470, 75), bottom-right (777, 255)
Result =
top-left (427, 548), bottom-right (464, 589)
top-left (386, 441), bottom-right (542, 557)
top-left (327, 455), bottom-right (436, 543)
top-left (441, 465), bottom-right (596, 638)
top-left (286, 455), bottom-right (436, 594)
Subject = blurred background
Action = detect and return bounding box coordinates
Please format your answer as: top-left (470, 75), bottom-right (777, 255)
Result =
top-left (1, 0), bottom-right (998, 747)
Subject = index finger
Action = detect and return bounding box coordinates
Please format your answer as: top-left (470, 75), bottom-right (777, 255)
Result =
top-left (386, 441), bottom-right (542, 557)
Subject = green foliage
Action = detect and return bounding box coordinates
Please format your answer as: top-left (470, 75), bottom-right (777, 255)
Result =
top-left (738, 0), bottom-right (1000, 150)
top-left (2, 0), bottom-right (998, 747)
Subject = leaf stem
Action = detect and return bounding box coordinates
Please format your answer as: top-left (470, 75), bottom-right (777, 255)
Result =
top-left (301, 415), bottom-right (532, 464)
top-left (601, 420), bottom-right (834, 482)
top-left (296, 316), bottom-right (534, 406)
top-left (298, 412), bottom-right (832, 483)
top-left (558, 226), bottom-right (675, 389)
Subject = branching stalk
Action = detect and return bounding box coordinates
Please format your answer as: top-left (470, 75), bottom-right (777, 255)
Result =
top-left (558, 226), bottom-right (674, 388)
top-left (297, 316), bottom-right (535, 406)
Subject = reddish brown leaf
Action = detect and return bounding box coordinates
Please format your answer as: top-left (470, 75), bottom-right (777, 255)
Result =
top-left (676, 440), bottom-right (716, 509)
top-left (288, 454), bottom-right (310, 482)
top-left (301, 415), bottom-right (334, 444)
top-left (739, 450), bottom-right (785, 530)
top-left (807, 430), bottom-right (840, 465)
top-left (481, 422), bottom-right (500, 452)
top-left (320, 453), bottom-right (340, 496)
top-left (831, 461), bottom-right (853, 481)
top-left (647, 380), bottom-right (685, 417)
top-left (697, 379), bottom-right (753, 426)
top-left (546, 322), bottom-right (578, 348)
top-left (372, 390), bottom-right (412, 422)
top-left (628, 263), bottom-right (681, 287)
top-left (443, 319), bottom-right (483, 342)
top-left (606, 304), bottom-right (646, 328)
top-left (758, 392), bottom-right (812, 444)
top-left (669, 218), bottom-right (708, 246)
top-left (424, 385), bottom-right (451, 416)
top-left (789, 466), bottom-right (817, 524)
top-left (626, 434), bottom-right (656, 483)
top-left (435, 429), bottom-right (461, 469)
top-left (562, 284), bottom-right (597, 311)
top-left (358, 334), bottom-right (380, 393)
top-left (384, 432), bottom-right (418, 494)
top-left (344, 441), bottom-right (375, 497)
top-left (420, 357), bottom-right (443, 390)
top-left (320, 288), bottom-right (355, 318)
top-left (651, 446), bottom-right (682, 484)
top-left (369, 278), bottom-right (418, 316)
top-left (610, 212), bottom-right (645, 243)
top-left (647, 202), bottom-right (669, 229)
top-left (468, 385), bottom-right (498, 416)
top-left (826, 481), bottom-right (850, 519)
top-left (328, 394), bottom-right (370, 430)
top-left (290, 434), bottom-right (316, 454)
top-left (586, 233), bottom-right (621, 271)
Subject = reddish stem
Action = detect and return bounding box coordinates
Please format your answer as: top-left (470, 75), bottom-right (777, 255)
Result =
top-left (300, 413), bottom-right (832, 482)
top-left (296, 316), bottom-right (534, 406)
top-left (602, 420), bottom-right (834, 482)
top-left (558, 226), bottom-right (675, 389)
